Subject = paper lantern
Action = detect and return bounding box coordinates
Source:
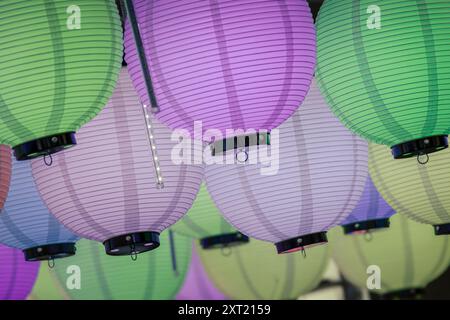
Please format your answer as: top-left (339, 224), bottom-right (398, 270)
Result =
top-left (331, 214), bottom-right (450, 299)
top-left (0, 0), bottom-right (122, 160)
top-left (198, 238), bottom-right (329, 300)
top-left (31, 68), bottom-right (203, 256)
top-left (205, 80), bottom-right (368, 253)
top-left (0, 244), bottom-right (39, 300)
top-left (123, 0), bottom-right (316, 138)
top-left (172, 184), bottom-right (249, 249)
top-left (316, 1), bottom-right (450, 159)
top-left (0, 158), bottom-right (79, 262)
top-left (48, 231), bottom-right (190, 300)
top-left (369, 143), bottom-right (450, 235)
top-left (28, 264), bottom-right (71, 300)
top-left (340, 175), bottom-right (395, 234)
top-left (176, 245), bottom-right (227, 300)
top-left (0, 145), bottom-right (11, 210)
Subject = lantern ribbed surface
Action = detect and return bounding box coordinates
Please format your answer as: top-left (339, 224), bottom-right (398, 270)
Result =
top-left (0, 145), bottom-right (11, 210)
top-left (0, 244), bottom-right (39, 300)
top-left (369, 143), bottom-right (450, 231)
top-left (316, 1), bottom-right (450, 149)
top-left (176, 245), bottom-right (227, 300)
top-left (0, 158), bottom-right (79, 253)
top-left (330, 214), bottom-right (450, 294)
top-left (31, 68), bottom-right (204, 245)
top-left (28, 264), bottom-right (71, 300)
top-left (205, 80), bottom-right (368, 251)
top-left (172, 184), bottom-right (237, 239)
top-left (198, 239), bottom-right (329, 300)
top-left (124, 0), bottom-right (316, 137)
top-left (51, 232), bottom-right (190, 300)
top-left (340, 175), bottom-right (395, 231)
top-left (0, 0), bottom-right (122, 149)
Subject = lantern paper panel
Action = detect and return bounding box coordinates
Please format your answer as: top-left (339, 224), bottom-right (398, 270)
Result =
top-left (124, 0), bottom-right (316, 138)
top-left (50, 231), bottom-right (190, 300)
top-left (176, 244), bottom-right (227, 300)
top-left (369, 143), bottom-right (450, 235)
top-left (330, 214), bottom-right (450, 296)
top-left (28, 263), bottom-right (71, 300)
top-left (31, 68), bottom-right (204, 255)
top-left (205, 80), bottom-right (368, 253)
top-left (0, 244), bottom-right (39, 300)
top-left (198, 238), bottom-right (329, 300)
top-left (316, 0), bottom-right (450, 158)
top-left (0, 145), bottom-right (11, 210)
top-left (172, 184), bottom-right (248, 249)
top-left (0, 0), bottom-right (122, 160)
top-left (0, 157), bottom-right (79, 261)
top-left (340, 175), bottom-right (396, 234)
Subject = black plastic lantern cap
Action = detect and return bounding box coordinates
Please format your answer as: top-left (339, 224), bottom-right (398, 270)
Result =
top-left (13, 132), bottom-right (77, 161)
top-left (275, 231), bottom-right (328, 254)
top-left (23, 243), bottom-right (76, 262)
top-left (103, 232), bottom-right (160, 256)
top-left (342, 218), bottom-right (391, 235)
top-left (371, 288), bottom-right (425, 300)
top-left (200, 232), bottom-right (249, 250)
top-left (391, 135), bottom-right (448, 159)
top-left (434, 223), bottom-right (450, 236)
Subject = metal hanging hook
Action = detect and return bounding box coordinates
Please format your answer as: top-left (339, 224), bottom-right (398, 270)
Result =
top-left (130, 244), bottom-right (138, 261)
top-left (48, 257), bottom-right (55, 269)
top-left (44, 153), bottom-right (53, 166)
top-left (417, 152), bottom-right (429, 165)
top-left (300, 248), bottom-right (307, 258)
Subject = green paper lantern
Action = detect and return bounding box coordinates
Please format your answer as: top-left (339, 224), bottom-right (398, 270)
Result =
top-left (330, 214), bottom-right (450, 298)
top-left (172, 184), bottom-right (249, 249)
top-left (369, 142), bottom-right (450, 235)
top-left (47, 231), bottom-right (191, 300)
top-left (28, 264), bottom-right (71, 300)
top-left (197, 239), bottom-right (329, 300)
top-left (0, 0), bottom-right (122, 160)
top-left (316, 0), bottom-right (450, 159)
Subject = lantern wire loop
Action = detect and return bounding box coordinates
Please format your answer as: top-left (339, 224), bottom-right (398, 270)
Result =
top-left (48, 257), bottom-right (55, 269)
top-left (130, 244), bottom-right (138, 261)
top-left (417, 152), bottom-right (429, 165)
top-left (123, 0), bottom-right (159, 113)
top-left (221, 246), bottom-right (232, 257)
top-left (364, 231), bottom-right (373, 242)
top-left (300, 248), bottom-right (307, 258)
top-left (44, 153), bottom-right (53, 166)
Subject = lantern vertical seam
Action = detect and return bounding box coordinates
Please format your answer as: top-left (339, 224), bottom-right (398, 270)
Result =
top-left (89, 239), bottom-right (114, 300)
top-left (234, 248), bottom-right (264, 299)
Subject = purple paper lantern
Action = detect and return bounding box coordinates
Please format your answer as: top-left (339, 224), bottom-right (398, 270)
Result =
top-left (205, 80), bottom-right (368, 254)
top-left (176, 245), bottom-right (227, 300)
top-left (124, 0), bottom-right (316, 138)
top-left (31, 68), bottom-right (204, 256)
top-left (340, 176), bottom-right (396, 235)
top-left (0, 244), bottom-right (39, 300)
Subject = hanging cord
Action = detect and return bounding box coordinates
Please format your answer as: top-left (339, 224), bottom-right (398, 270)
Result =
top-left (130, 243), bottom-right (138, 261)
top-left (168, 230), bottom-right (179, 277)
top-left (44, 152), bottom-right (53, 166)
top-left (48, 257), bottom-right (55, 269)
top-left (417, 152), bottom-right (429, 165)
top-left (123, 0), bottom-right (159, 113)
top-left (141, 104), bottom-right (164, 188)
